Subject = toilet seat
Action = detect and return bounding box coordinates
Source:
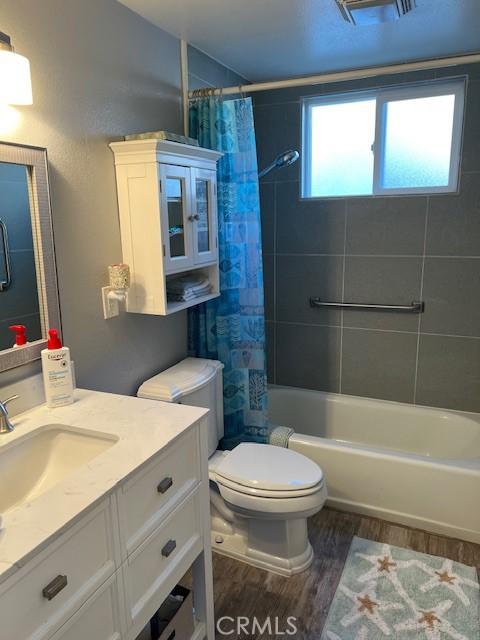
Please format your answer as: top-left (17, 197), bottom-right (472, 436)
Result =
top-left (214, 474), bottom-right (324, 499)
top-left (214, 443), bottom-right (324, 495)
top-left (211, 443), bottom-right (326, 515)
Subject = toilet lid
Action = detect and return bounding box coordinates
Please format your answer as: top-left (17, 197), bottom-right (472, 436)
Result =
top-left (215, 443), bottom-right (323, 492)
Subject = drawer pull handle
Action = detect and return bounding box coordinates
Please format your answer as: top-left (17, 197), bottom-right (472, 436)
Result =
top-left (157, 476), bottom-right (173, 494)
top-left (42, 575), bottom-right (68, 600)
top-left (161, 539), bottom-right (177, 558)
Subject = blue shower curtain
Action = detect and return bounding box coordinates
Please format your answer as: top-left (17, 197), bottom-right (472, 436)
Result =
top-left (188, 97), bottom-right (269, 449)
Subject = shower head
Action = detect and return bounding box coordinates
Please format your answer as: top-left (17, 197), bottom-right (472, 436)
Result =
top-left (276, 150), bottom-right (300, 168)
top-left (259, 149), bottom-right (300, 179)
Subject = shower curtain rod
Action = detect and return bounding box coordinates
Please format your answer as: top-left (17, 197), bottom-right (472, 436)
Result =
top-left (187, 52), bottom-right (480, 98)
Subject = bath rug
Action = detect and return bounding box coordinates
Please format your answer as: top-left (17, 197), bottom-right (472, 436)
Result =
top-left (320, 536), bottom-right (479, 640)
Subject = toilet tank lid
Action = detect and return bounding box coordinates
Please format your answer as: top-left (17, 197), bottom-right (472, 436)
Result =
top-left (137, 357), bottom-right (224, 402)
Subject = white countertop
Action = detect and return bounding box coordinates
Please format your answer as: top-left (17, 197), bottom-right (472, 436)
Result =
top-left (0, 389), bottom-right (208, 586)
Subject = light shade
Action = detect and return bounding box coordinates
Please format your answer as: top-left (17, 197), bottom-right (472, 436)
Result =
top-left (0, 50), bottom-right (32, 105)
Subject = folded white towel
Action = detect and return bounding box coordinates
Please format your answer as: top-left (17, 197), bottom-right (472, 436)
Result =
top-left (167, 276), bottom-right (209, 293)
top-left (168, 284), bottom-right (212, 302)
top-left (168, 289), bottom-right (211, 303)
top-left (168, 284), bottom-right (210, 296)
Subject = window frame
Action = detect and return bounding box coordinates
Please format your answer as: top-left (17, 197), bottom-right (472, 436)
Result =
top-left (301, 77), bottom-right (466, 199)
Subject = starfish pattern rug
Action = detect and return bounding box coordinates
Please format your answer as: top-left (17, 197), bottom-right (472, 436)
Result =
top-left (320, 537), bottom-right (480, 639)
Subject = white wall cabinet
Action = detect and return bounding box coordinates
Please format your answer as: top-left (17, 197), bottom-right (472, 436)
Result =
top-left (110, 139), bottom-right (222, 316)
top-left (0, 422), bottom-right (214, 640)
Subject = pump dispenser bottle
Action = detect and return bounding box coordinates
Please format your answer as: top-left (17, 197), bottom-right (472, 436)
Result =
top-left (9, 324), bottom-right (28, 348)
top-left (41, 329), bottom-right (74, 407)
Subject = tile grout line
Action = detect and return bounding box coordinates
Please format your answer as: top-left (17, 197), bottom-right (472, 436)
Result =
top-left (413, 197), bottom-right (430, 405)
top-left (273, 181), bottom-right (277, 385)
top-left (275, 320), bottom-right (480, 340)
top-left (272, 252), bottom-right (480, 259)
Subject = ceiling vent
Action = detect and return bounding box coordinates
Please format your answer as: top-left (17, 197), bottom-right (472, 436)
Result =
top-left (336, 0), bottom-right (416, 25)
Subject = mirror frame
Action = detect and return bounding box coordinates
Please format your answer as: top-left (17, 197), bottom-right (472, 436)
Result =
top-left (0, 141), bottom-right (61, 372)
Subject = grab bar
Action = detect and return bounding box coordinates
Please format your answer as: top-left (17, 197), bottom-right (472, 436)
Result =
top-left (309, 298), bottom-right (425, 314)
top-left (0, 218), bottom-right (12, 292)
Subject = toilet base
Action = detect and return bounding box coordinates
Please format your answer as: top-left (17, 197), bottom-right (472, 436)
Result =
top-left (210, 510), bottom-right (315, 577)
top-left (211, 530), bottom-right (314, 576)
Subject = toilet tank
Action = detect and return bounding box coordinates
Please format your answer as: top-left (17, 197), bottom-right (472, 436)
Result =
top-left (137, 358), bottom-right (224, 457)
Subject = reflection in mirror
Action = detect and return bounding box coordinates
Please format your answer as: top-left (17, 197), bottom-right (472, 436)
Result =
top-left (0, 162), bottom-right (42, 350)
top-left (0, 142), bottom-right (60, 373)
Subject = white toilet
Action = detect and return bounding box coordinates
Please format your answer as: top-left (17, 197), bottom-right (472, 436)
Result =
top-left (138, 357), bottom-right (327, 576)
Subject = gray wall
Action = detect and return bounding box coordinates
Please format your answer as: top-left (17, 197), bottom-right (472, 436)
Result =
top-left (255, 64), bottom-right (480, 413)
top-left (188, 46), bottom-right (246, 92)
top-left (0, 0), bottom-right (239, 403)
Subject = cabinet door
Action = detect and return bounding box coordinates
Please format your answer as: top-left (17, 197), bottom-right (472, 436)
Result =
top-left (160, 164), bottom-right (194, 273)
top-left (191, 169), bottom-right (218, 266)
top-left (49, 572), bottom-right (125, 640)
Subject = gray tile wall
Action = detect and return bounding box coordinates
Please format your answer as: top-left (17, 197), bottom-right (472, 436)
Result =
top-left (255, 64), bottom-right (480, 413)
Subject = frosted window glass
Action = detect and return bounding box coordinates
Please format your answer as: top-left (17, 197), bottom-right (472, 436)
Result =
top-left (309, 99), bottom-right (376, 197)
top-left (382, 95), bottom-right (456, 189)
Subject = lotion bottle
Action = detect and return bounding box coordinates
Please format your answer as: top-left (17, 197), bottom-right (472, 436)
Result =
top-left (9, 324), bottom-right (28, 348)
top-left (41, 329), bottom-right (74, 408)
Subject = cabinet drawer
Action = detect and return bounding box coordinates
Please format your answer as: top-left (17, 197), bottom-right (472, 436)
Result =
top-left (119, 428), bottom-right (200, 556)
top-left (0, 499), bottom-right (117, 640)
top-left (49, 571), bottom-right (125, 640)
top-left (124, 489), bottom-right (202, 639)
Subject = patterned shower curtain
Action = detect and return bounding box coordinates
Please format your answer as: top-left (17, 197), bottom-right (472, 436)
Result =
top-left (188, 97), bottom-right (269, 449)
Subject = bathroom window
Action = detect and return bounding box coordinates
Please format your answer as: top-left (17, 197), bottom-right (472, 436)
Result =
top-left (301, 78), bottom-right (465, 198)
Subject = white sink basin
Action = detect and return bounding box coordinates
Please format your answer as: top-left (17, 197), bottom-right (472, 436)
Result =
top-left (0, 425), bottom-right (117, 513)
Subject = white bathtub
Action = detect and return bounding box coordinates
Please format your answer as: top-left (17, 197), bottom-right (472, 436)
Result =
top-left (268, 385), bottom-right (480, 544)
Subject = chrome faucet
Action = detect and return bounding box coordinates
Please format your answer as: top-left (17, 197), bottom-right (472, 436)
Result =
top-left (0, 395), bottom-right (18, 434)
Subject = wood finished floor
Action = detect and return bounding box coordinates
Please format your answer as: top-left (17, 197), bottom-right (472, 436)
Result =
top-left (209, 508), bottom-right (480, 639)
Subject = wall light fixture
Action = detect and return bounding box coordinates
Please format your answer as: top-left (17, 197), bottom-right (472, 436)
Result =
top-left (0, 31), bottom-right (32, 105)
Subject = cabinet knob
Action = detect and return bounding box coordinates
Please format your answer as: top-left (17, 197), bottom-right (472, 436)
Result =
top-left (42, 574), bottom-right (68, 600)
top-left (161, 539), bottom-right (177, 558)
top-left (157, 476), bottom-right (173, 494)
top-left (188, 214), bottom-right (200, 222)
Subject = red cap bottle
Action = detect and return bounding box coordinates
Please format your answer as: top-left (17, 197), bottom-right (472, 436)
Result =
top-left (47, 328), bottom-right (63, 350)
top-left (9, 325), bottom-right (27, 346)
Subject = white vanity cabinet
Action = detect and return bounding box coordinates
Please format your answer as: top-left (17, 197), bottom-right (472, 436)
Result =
top-left (0, 419), bottom-right (214, 640)
top-left (110, 139), bottom-right (222, 316)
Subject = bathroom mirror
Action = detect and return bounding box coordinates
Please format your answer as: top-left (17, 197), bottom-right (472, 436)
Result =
top-left (0, 142), bottom-right (60, 372)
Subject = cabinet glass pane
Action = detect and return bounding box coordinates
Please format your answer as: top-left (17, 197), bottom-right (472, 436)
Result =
top-left (166, 177), bottom-right (186, 258)
top-left (381, 94), bottom-right (456, 189)
top-left (195, 178), bottom-right (210, 253)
